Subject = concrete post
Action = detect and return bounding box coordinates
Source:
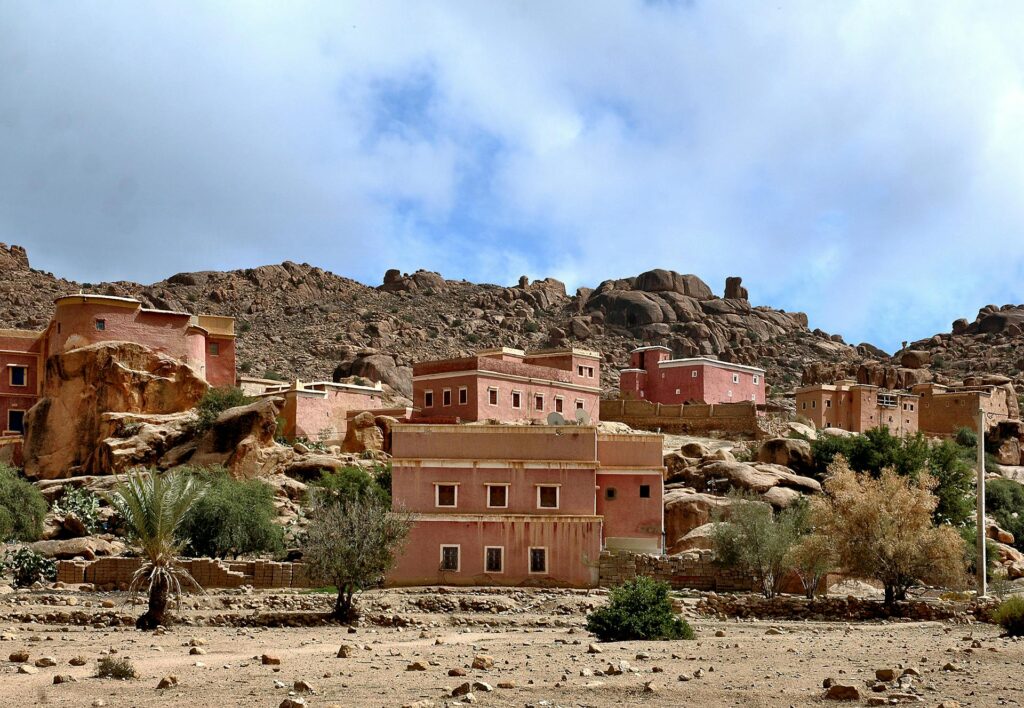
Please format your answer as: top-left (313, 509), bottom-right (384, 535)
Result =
top-left (977, 407), bottom-right (987, 599)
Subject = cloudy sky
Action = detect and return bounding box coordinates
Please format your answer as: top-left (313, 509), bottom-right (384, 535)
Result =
top-left (2, 2), bottom-right (1023, 351)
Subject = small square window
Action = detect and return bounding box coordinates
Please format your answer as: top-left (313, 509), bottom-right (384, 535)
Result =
top-left (639, 484), bottom-right (651, 498)
top-left (691, 370), bottom-right (698, 378)
top-left (753, 375), bottom-right (759, 384)
top-left (575, 400), bottom-right (585, 411)
top-left (209, 342), bottom-right (220, 356)
top-left (802, 402), bottom-right (807, 410)
top-left (826, 400), bottom-right (832, 408)
top-left (485, 546), bottom-right (504, 573)
top-left (442, 389), bottom-right (452, 407)
top-left (537, 486), bottom-right (559, 509)
top-left (675, 388), bottom-right (680, 395)
top-left (424, 390), bottom-right (434, 408)
top-left (811, 400), bottom-right (816, 409)
top-left (487, 484), bottom-right (508, 509)
top-left (95, 319), bottom-right (106, 331)
top-left (512, 391), bottom-right (522, 409)
top-left (605, 487), bottom-right (617, 500)
top-left (577, 365), bottom-right (584, 376)
top-left (534, 394), bottom-right (544, 411)
top-left (440, 545), bottom-right (460, 572)
top-left (459, 387), bottom-right (468, 405)
top-left (488, 388), bottom-right (498, 405)
top-left (9, 366), bottom-right (27, 387)
top-left (529, 547), bottom-right (547, 574)
top-left (435, 484), bottom-right (457, 508)
top-left (732, 374), bottom-right (740, 384)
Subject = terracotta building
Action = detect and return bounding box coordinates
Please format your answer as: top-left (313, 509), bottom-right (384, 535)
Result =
top-left (619, 346), bottom-right (766, 406)
top-left (246, 378), bottom-right (388, 445)
top-left (795, 381), bottom-right (919, 435)
top-left (0, 294), bottom-right (235, 437)
top-left (387, 424), bottom-right (665, 588)
top-left (912, 382), bottom-right (1011, 435)
top-left (411, 347), bottom-right (602, 424)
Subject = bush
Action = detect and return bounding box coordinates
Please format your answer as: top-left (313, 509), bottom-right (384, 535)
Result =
top-left (95, 656), bottom-right (138, 680)
top-left (928, 439), bottom-right (976, 527)
top-left (177, 467), bottom-right (283, 559)
top-left (52, 487), bottom-right (102, 534)
top-left (986, 479), bottom-right (1024, 551)
top-left (586, 577), bottom-right (693, 642)
top-left (993, 595), bottom-right (1024, 637)
top-left (191, 387), bottom-right (252, 434)
top-left (954, 427), bottom-right (978, 448)
top-left (1, 547), bottom-right (56, 587)
top-left (262, 369), bottom-right (286, 382)
top-left (312, 466), bottom-right (391, 507)
top-left (0, 464), bottom-right (47, 542)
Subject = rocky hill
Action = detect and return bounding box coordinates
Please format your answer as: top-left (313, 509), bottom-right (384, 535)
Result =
top-left (1, 243), bottom-right (874, 396)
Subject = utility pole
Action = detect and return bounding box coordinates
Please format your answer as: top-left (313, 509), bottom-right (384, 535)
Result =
top-left (977, 407), bottom-right (987, 598)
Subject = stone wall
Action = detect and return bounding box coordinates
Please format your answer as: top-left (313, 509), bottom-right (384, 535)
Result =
top-left (598, 550), bottom-right (754, 592)
top-left (56, 557), bottom-right (317, 590)
top-left (600, 399), bottom-right (762, 436)
top-left (696, 592), bottom-right (989, 622)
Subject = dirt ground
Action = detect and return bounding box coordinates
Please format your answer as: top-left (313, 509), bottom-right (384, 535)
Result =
top-left (1, 586), bottom-right (1021, 708)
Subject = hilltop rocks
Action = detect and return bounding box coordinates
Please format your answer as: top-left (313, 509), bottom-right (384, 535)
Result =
top-left (333, 349), bottom-right (412, 398)
top-left (900, 350), bottom-right (931, 369)
top-left (756, 438), bottom-right (814, 477)
top-left (23, 342), bottom-right (208, 479)
top-left (380, 269), bottom-right (446, 294)
top-left (663, 488), bottom-right (748, 553)
top-left (724, 276), bottom-right (748, 301)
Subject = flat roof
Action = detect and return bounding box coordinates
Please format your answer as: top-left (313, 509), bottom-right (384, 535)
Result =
top-left (630, 345), bottom-right (671, 353)
top-left (55, 294), bottom-right (141, 309)
top-left (0, 328), bottom-right (43, 340)
top-left (476, 347), bottom-right (526, 357)
top-left (526, 347), bottom-right (602, 360)
top-left (658, 357), bottom-right (766, 374)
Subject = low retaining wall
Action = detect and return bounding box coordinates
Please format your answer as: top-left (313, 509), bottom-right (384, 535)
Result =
top-left (696, 593), bottom-right (991, 622)
top-left (600, 400), bottom-right (763, 437)
top-left (598, 550), bottom-right (754, 592)
top-left (56, 557), bottom-right (317, 590)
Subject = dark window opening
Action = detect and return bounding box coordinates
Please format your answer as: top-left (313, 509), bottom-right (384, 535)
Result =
top-left (440, 546), bottom-right (459, 572)
top-left (530, 548), bottom-right (547, 573)
top-left (485, 547), bottom-right (503, 573)
top-left (639, 484), bottom-right (651, 498)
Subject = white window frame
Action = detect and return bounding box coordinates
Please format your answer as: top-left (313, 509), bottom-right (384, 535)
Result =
top-left (753, 374), bottom-right (759, 384)
top-left (575, 399), bottom-right (585, 411)
top-left (554, 396), bottom-right (564, 413)
top-left (577, 365), bottom-right (585, 376)
top-left (484, 546), bottom-right (504, 574)
top-left (732, 373), bottom-right (740, 384)
top-left (439, 544), bottom-right (461, 572)
top-left (458, 386), bottom-right (468, 405)
top-left (511, 390), bottom-right (522, 409)
top-left (536, 484), bottom-right (560, 510)
top-left (534, 393), bottom-right (544, 411)
top-left (586, 366), bottom-right (594, 378)
top-left (486, 483), bottom-right (509, 509)
top-left (691, 370), bottom-right (698, 378)
top-left (442, 388), bottom-right (452, 407)
top-left (8, 365), bottom-right (28, 388)
top-left (674, 388), bottom-right (680, 395)
top-left (487, 387), bottom-right (498, 406)
top-left (528, 546), bottom-right (548, 574)
top-left (434, 483), bottom-right (459, 508)
top-left (424, 389), bottom-right (434, 408)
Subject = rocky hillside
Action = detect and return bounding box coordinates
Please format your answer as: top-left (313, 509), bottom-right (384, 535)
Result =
top-left (1, 243), bottom-right (872, 396)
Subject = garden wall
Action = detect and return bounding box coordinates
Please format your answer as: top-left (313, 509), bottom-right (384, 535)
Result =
top-left (598, 550), bottom-right (754, 592)
top-left (56, 557), bottom-right (317, 590)
top-left (600, 399), bottom-right (763, 436)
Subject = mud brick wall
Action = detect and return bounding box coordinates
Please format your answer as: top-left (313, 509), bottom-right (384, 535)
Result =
top-left (56, 557), bottom-right (318, 590)
top-left (600, 400), bottom-right (762, 436)
top-left (598, 550), bottom-right (754, 592)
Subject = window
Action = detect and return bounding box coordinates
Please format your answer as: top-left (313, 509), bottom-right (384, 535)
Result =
top-left (511, 391), bottom-right (522, 409)
top-left (675, 388), bottom-right (680, 395)
top-left (691, 370), bottom-right (698, 378)
top-left (802, 402), bottom-right (807, 410)
top-left (577, 365), bottom-right (585, 376)
top-left (811, 400), bottom-right (816, 409)
top-left (95, 319), bottom-right (106, 331)
top-left (575, 399), bottom-right (585, 411)
top-left (209, 342), bottom-right (220, 356)
top-left (458, 387), bottom-right (468, 405)
top-left (753, 375), bottom-right (759, 384)
top-left (442, 388), bottom-right (452, 407)
top-left (484, 546), bottom-right (504, 573)
top-left (878, 393), bottom-right (897, 408)
top-left (486, 484), bottom-right (508, 509)
top-left (529, 547), bottom-right (548, 574)
top-left (440, 545), bottom-right (460, 572)
top-left (537, 485), bottom-right (559, 509)
top-left (585, 366), bottom-right (594, 378)
top-left (910, 403), bottom-right (914, 411)
top-left (555, 397), bottom-right (564, 413)
top-left (424, 390), bottom-right (434, 408)
top-left (56, 322), bottom-right (61, 334)
top-left (488, 388), bottom-right (498, 405)
top-left (605, 487), bottom-right (617, 500)
top-left (535, 394), bottom-right (544, 411)
top-left (732, 373), bottom-right (740, 384)
top-left (435, 484), bottom-right (457, 508)
top-left (826, 400), bottom-right (831, 408)
top-left (7, 410), bottom-right (25, 434)
top-left (639, 484), bottom-right (651, 498)
top-left (9, 366), bottom-right (27, 387)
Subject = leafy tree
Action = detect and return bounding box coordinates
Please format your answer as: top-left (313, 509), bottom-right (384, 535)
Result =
top-left (302, 491), bottom-right (411, 622)
top-left (177, 467), bottom-right (283, 559)
top-left (985, 478), bottom-right (1024, 552)
top-left (812, 457), bottom-right (968, 606)
top-left (788, 532), bottom-right (835, 599)
top-left (106, 469), bottom-right (209, 629)
top-left (927, 439), bottom-right (976, 527)
top-left (954, 427), bottom-right (978, 449)
top-left (0, 463), bottom-right (47, 542)
top-left (191, 387), bottom-right (252, 434)
top-left (0, 547), bottom-right (56, 587)
top-left (312, 465), bottom-right (391, 506)
top-left (586, 577), bottom-right (693, 642)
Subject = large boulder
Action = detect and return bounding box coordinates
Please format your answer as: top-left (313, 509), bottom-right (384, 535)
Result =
top-left (342, 411), bottom-right (384, 454)
top-left (334, 350), bottom-right (412, 397)
top-left (685, 460), bottom-right (821, 496)
top-left (183, 398), bottom-right (281, 477)
top-left (673, 522), bottom-right (720, 552)
top-left (663, 488), bottom-right (764, 553)
top-left (634, 269), bottom-right (713, 299)
top-left (29, 536), bottom-right (125, 560)
top-left (23, 342), bottom-right (207, 479)
top-left (756, 438), bottom-right (815, 477)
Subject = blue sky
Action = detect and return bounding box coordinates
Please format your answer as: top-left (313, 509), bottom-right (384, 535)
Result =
top-left (2, 2), bottom-right (1024, 352)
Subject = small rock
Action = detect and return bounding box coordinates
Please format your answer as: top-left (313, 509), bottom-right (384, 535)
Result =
top-left (824, 683), bottom-right (860, 700)
top-left (496, 680), bottom-right (515, 689)
top-left (875, 668), bottom-right (898, 682)
top-left (69, 656), bottom-right (87, 666)
top-left (156, 675), bottom-right (178, 690)
top-left (9, 650), bottom-right (29, 662)
top-left (261, 654), bottom-right (281, 666)
top-left (293, 679), bottom-right (314, 693)
top-left (452, 681), bottom-right (473, 697)
top-left (471, 681), bottom-right (492, 693)
top-left (18, 664), bottom-right (38, 675)
top-left (448, 668), bottom-right (467, 677)
top-left (406, 661), bottom-right (427, 671)
top-left (52, 674), bottom-right (77, 684)
top-left (336, 645), bottom-right (353, 658)
top-left (34, 655), bottom-right (56, 668)
top-left (279, 699), bottom-right (306, 708)
top-left (189, 647), bottom-right (206, 656)
top-left (470, 654), bottom-right (494, 670)
top-left (587, 643), bottom-right (602, 654)
top-left (942, 662), bottom-right (962, 672)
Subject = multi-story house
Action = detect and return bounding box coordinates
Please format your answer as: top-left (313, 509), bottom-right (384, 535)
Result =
top-left (619, 345), bottom-right (766, 406)
top-left (795, 381), bottom-right (919, 435)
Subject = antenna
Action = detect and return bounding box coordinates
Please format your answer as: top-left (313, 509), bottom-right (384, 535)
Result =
top-left (575, 409), bottom-right (591, 426)
top-left (546, 411), bottom-right (567, 426)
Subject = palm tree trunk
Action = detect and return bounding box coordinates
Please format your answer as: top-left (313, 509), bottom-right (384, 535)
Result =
top-left (136, 576), bottom-right (170, 630)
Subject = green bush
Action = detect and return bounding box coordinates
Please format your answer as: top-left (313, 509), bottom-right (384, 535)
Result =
top-left (928, 439), bottom-right (976, 527)
top-left (52, 487), bottom-right (102, 534)
top-left (191, 387), bottom-right (252, 434)
top-left (1, 547), bottom-right (56, 587)
top-left (954, 427), bottom-right (978, 448)
top-left (986, 479), bottom-right (1024, 551)
top-left (312, 465), bottom-right (391, 507)
top-left (585, 577), bottom-right (694, 642)
top-left (262, 370), bottom-right (286, 382)
top-left (0, 464), bottom-right (47, 541)
top-left (177, 467), bottom-right (283, 559)
top-left (95, 656), bottom-right (138, 680)
top-left (993, 595), bottom-right (1024, 637)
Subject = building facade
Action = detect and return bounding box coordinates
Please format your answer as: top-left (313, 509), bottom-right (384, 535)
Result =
top-left (247, 379), bottom-right (388, 444)
top-left (411, 347), bottom-right (602, 424)
top-left (795, 381), bottom-right (919, 435)
top-left (0, 294), bottom-right (235, 437)
top-left (912, 382), bottom-right (1011, 435)
top-left (387, 425), bottom-right (664, 588)
top-left (619, 346), bottom-right (766, 406)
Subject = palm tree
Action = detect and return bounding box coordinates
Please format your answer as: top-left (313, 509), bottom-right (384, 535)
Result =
top-left (108, 469), bottom-right (208, 630)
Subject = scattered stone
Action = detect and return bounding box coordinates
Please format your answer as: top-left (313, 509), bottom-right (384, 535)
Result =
top-left (293, 679), bottom-right (314, 693)
top-left (824, 684), bottom-right (861, 700)
top-left (69, 656), bottom-right (87, 666)
top-left (875, 668), bottom-right (899, 682)
top-left (9, 650), bottom-right (29, 662)
top-left (189, 647), bottom-right (206, 655)
top-left (448, 668), bottom-right (467, 677)
top-left (452, 681), bottom-right (473, 697)
top-left (471, 681), bottom-right (493, 693)
top-left (470, 654), bottom-right (494, 670)
top-left (496, 680), bottom-right (515, 689)
top-left (156, 675), bottom-right (178, 690)
top-left (53, 674), bottom-right (77, 684)
top-left (406, 661), bottom-right (427, 671)
top-left (18, 664), bottom-right (39, 675)
top-left (261, 653), bottom-right (281, 666)
top-left (942, 662), bottom-right (962, 672)
top-left (336, 645), bottom-right (353, 658)
top-left (587, 643), bottom-right (602, 654)
top-left (279, 699), bottom-right (307, 708)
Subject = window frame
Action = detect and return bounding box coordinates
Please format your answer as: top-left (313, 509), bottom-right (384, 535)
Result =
top-left (209, 342), bottom-right (220, 357)
top-left (434, 483), bottom-right (459, 508)
top-left (511, 390), bottom-right (522, 409)
top-left (604, 487), bottom-right (617, 501)
top-left (534, 393), bottom-right (544, 412)
top-left (691, 369), bottom-right (698, 378)
top-left (554, 396), bottom-right (564, 413)
top-left (639, 484), bottom-right (651, 499)
top-left (7, 409), bottom-right (25, 434)
top-left (439, 544), bottom-right (460, 572)
top-left (9, 365), bottom-right (28, 388)
top-left (536, 484), bottom-right (560, 510)
top-left (484, 546), bottom-right (504, 574)
top-left (486, 483), bottom-right (509, 509)
top-left (575, 399), bottom-right (585, 411)
top-left (487, 387), bottom-right (498, 406)
top-left (732, 373), bottom-right (740, 384)
top-left (442, 388), bottom-right (452, 407)
top-left (458, 386), bottom-right (468, 405)
top-left (95, 319), bottom-right (106, 331)
top-left (528, 546), bottom-right (548, 574)
top-left (753, 374), bottom-right (759, 385)
top-left (424, 389), bottom-right (434, 408)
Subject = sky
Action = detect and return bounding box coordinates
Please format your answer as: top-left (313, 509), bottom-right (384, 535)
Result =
top-left (2, 2), bottom-right (1024, 352)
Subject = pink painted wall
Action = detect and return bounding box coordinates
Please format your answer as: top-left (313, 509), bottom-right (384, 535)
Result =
top-left (288, 386), bottom-right (384, 442)
top-left (0, 332), bottom-right (42, 435)
top-left (50, 301), bottom-right (192, 360)
top-left (393, 425), bottom-right (598, 462)
top-left (595, 472), bottom-right (663, 545)
top-left (620, 353), bottom-right (766, 406)
top-left (386, 517), bottom-right (602, 588)
top-left (205, 336), bottom-right (236, 388)
top-left (596, 433), bottom-right (663, 468)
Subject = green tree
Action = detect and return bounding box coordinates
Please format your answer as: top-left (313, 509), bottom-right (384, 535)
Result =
top-left (927, 439), bottom-right (976, 526)
top-left (312, 465), bottom-right (391, 506)
top-left (107, 470), bottom-right (209, 629)
top-left (0, 463), bottom-right (47, 542)
top-left (985, 478), bottom-right (1024, 551)
top-left (191, 387), bottom-right (252, 434)
top-left (586, 577), bottom-right (693, 642)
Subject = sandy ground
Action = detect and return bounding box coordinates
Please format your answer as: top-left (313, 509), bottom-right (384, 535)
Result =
top-left (0, 586), bottom-right (1021, 708)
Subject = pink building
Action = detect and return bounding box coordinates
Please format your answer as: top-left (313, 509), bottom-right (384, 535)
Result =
top-left (248, 379), bottom-right (387, 445)
top-left (0, 328), bottom-right (43, 435)
top-left (387, 425), bottom-right (665, 588)
top-left (411, 347), bottom-right (602, 424)
top-left (619, 346), bottom-right (766, 406)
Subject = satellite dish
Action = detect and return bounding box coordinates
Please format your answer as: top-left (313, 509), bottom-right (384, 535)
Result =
top-left (575, 409), bottom-right (591, 426)
top-left (547, 411), bottom-right (567, 426)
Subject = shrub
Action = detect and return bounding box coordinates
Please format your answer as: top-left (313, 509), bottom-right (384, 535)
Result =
top-left (585, 577), bottom-right (693, 642)
top-left (954, 427), bottom-right (978, 448)
top-left (262, 369), bottom-right (286, 382)
top-left (986, 479), bottom-right (1024, 551)
top-left (928, 439), bottom-right (976, 527)
top-left (0, 463), bottom-right (47, 542)
top-left (993, 595), bottom-right (1024, 637)
top-left (51, 487), bottom-right (102, 534)
top-left (95, 656), bottom-right (138, 680)
top-left (959, 525), bottom-right (999, 582)
top-left (177, 467), bottom-right (283, 559)
top-left (1, 547), bottom-right (56, 587)
top-left (313, 466), bottom-right (391, 507)
top-left (191, 387), bottom-right (252, 434)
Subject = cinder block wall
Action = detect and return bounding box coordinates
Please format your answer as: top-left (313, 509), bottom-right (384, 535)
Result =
top-left (56, 558), bottom-right (317, 590)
